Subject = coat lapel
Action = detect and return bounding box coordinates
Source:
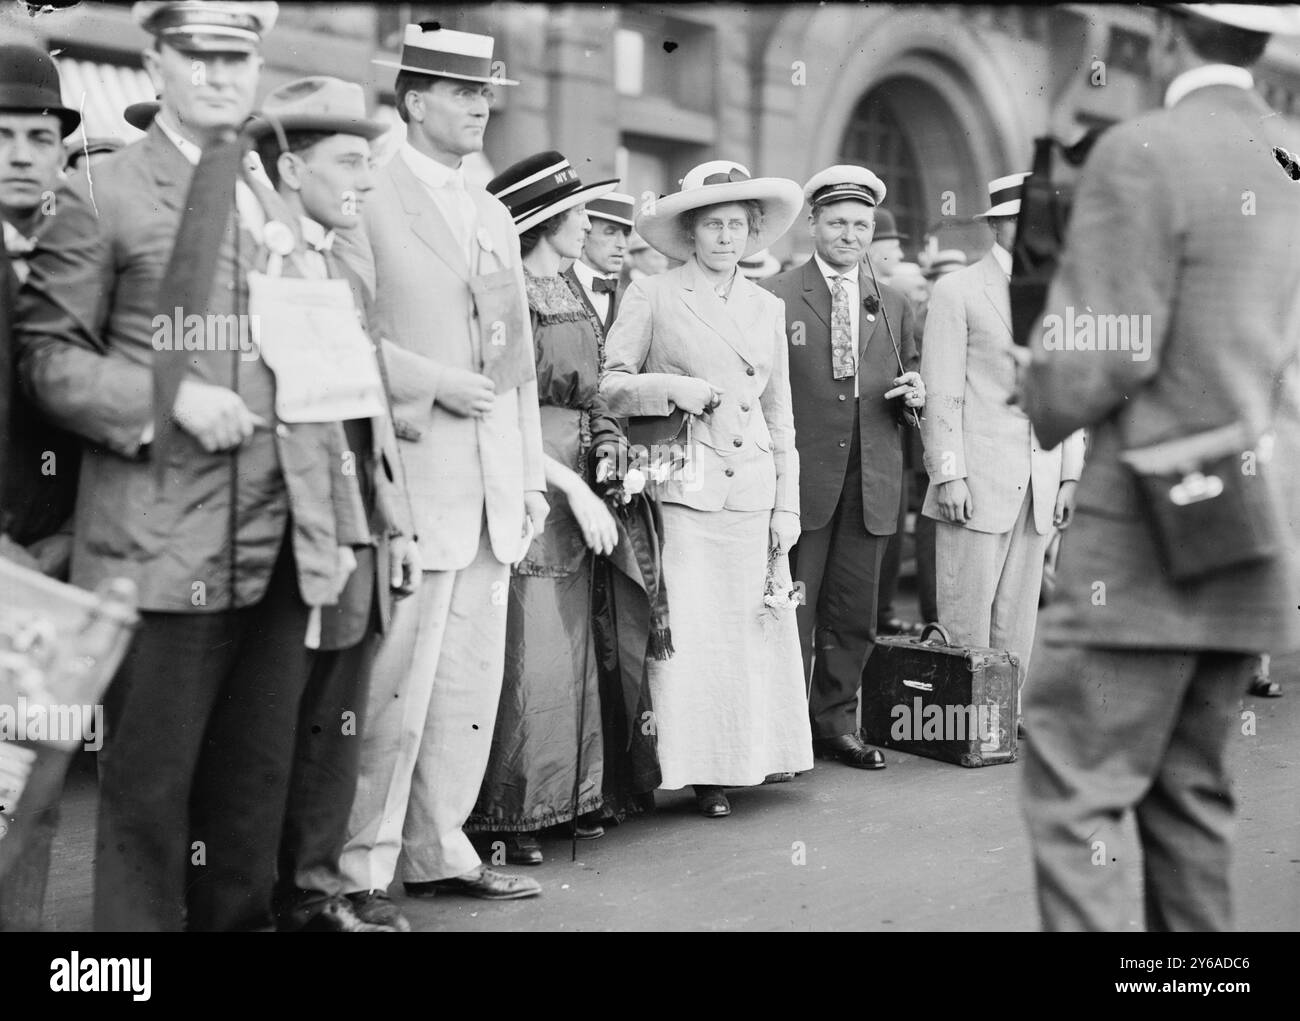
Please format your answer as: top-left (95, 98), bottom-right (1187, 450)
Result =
top-left (799, 256), bottom-right (832, 331)
top-left (145, 123), bottom-right (194, 215)
top-left (856, 265), bottom-right (887, 360)
top-left (388, 154), bottom-right (471, 282)
top-left (678, 258), bottom-right (752, 365)
top-left (980, 251), bottom-right (1013, 334)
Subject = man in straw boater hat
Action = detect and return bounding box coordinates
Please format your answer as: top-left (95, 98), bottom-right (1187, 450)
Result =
top-left (332, 23), bottom-right (548, 927)
top-left (0, 38), bottom-right (87, 933)
top-left (16, 1), bottom-right (379, 931)
top-left (565, 190), bottom-right (635, 338)
top-left (600, 160), bottom-right (814, 818)
top-left (1018, 3), bottom-right (1300, 931)
top-left (243, 76), bottom-right (421, 932)
top-left (762, 164), bottom-right (925, 772)
top-left (920, 171), bottom-right (1086, 733)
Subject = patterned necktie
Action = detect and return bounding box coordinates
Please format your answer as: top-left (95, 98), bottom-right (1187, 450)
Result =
top-left (830, 275), bottom-right (854, 380)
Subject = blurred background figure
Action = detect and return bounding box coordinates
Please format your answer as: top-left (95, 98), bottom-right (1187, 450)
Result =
top-left (63, 136), bottom-right (123, 173)
top-left (622, 230), bottom-right (668, 283)
top-left (738, 248), bottom-right (780, 281)
top-left (922, 248), bottom-right (968, 283)
top-left (865, 207), bottom-right (906, 283)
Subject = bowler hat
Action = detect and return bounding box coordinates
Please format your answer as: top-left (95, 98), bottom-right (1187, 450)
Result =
top-left (871, 207), bottom-right (908, 242)
top-left (488, 151), bottom-right (618, 234)
top-left (0, 42), bottom-right (81, 138)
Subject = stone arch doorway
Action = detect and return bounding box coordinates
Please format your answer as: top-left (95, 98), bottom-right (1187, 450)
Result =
top-left (838, 72), bottom-right (996, 263)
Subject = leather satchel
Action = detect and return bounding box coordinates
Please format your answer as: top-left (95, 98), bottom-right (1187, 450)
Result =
top-left (1119, 421), bottom-right (1285, 583)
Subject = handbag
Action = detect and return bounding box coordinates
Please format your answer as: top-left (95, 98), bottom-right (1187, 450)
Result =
top-left (626, 408), bottom-right (693, 478)
top-left (1119, 421), bottom-right (1284, 582)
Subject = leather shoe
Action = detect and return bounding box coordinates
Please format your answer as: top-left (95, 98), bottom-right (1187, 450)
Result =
top-left (813, 734), bottom-right (886, 770)
top-left (693, 785), bottom-right (731, 817)
top-left (573, 816), bottom-right (605, 840)
top-left (504, 832), bottom-right (544, 866)
top-left (408, 866), bottom-right (542, 901)
top-left (1249, 674), bottom-right (1282, 698)
top-left (344, 890), bottom-right (409, 932)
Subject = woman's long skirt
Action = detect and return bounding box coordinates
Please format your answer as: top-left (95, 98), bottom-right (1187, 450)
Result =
top-left (651, 505), bottom-right (813, 789)
top-left (466, 564), bottom-right (604, 833)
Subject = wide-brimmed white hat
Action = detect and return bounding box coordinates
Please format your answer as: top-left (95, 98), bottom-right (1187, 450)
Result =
top-left (1175, 4), bottom-right (1300, 35)
top-left (635, 160), bottom-right (803, 262)
top-left (973, 172), bottom-right (1031, 219)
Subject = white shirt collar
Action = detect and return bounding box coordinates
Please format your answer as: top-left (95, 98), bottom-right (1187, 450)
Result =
top-left (400, 141), bottom-right (465, 189)
top-left (154, 112), bottom-right (202, 167)
top-left (991, 242), bottom-right (1012, 278)
top-left (573, 257), bottom-right (616, 288)
top-left (1164, 64), bottom-right (1254, 108)
top-left (299, 217), bottom-right (334, 253)
top-left (813, 252), bottom-right (859, 286)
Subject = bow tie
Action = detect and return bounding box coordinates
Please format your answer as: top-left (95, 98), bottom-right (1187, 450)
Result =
top-left (592, 276), bottom-right (618, 294)
top-left (306, 232), bottom-right (334, 254)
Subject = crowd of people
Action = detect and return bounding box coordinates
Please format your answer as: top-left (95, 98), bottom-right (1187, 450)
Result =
top-left (0, 2), bottom-right (1296, 934)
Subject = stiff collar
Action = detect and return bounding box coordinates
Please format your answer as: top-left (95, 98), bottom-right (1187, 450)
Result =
top-left (991, 242), bottom-right (1012, 279)
top-left (1164, 64), bottom-right (1254, 108)
top-left (400, 141), bottom-right (466, 190)
top-left (299, 216), bottom-right (334, 253)
top-left (813, 251), bottom-right (859, 287)
top-left (573, 257), bottom-right (615, 289)
top-left (154, 112), bottom-right (202, 166)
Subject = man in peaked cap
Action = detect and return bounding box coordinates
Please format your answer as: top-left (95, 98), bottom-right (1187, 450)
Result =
top-left (566, 190), bottom-right (634, 336)
top-left (1019, 2), bottom-right (1300, 931)
top-left (333, 22), bottom-right (548, 926)
top-left (761, 164), bottom-right (925, 771)
top-left (16, 1), bottom-right (381, 932)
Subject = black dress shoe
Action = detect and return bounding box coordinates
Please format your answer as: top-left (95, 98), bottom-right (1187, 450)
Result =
top-left (504, 832), bottom-right (543, 865)
top-left (693, 785), bottom-right (731, 817)
top-left (1248, 675), bottom-right (1282, 698)
top-left (408, 866), bottom-right (541, 901)
top-left (813, 734), bottom-right (886, 770)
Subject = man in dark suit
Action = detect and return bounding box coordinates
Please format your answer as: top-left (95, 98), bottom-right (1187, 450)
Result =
top-left (566, 191), bottom-right (633, 336)
top-left (247, 76), bottom-right (421, 933)
top-left (16, 2), bottom-right (373, 932)
top-left (762, 165), bottom-right (925, 769)
top-left (1019, 3), bottom-right (1300, 931)
top-left (0, 40), bottom-right (86, 931)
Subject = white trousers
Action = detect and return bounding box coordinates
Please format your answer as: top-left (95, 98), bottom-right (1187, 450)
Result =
top-left (933, 489), bottom-right (1052, 693)
top-left (339, 527), bottom-right (508, 891)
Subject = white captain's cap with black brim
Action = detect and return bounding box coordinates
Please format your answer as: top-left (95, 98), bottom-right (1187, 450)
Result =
top-left (132, 2), bottom-right (278, 53)
top-left (803, 164), bottom-right (887, 210)
top-left (375, 24), bottom-right (518, 86)
top-left (585, 192), bottom-right (635, 229)
top-left (974, 172), bottom-right (1031, 219)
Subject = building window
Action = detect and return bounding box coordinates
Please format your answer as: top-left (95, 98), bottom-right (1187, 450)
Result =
top-left (616, 13), bottom-right (715, 114)
top-left (839, 86), bottom-right (925, 255)
top-left (615, 29), bottom-right (645, 97)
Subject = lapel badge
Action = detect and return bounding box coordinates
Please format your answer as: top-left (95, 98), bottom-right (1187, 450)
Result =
top-left (262, 220), bottom-right (296, 257)
top-left (866, 313), bottom-right (877, 323)
top-left (476, 225), bottom-right (494, 254)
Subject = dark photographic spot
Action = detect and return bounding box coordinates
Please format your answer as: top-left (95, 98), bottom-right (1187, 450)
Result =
top-left (663, 40), bottom-right (678, 54)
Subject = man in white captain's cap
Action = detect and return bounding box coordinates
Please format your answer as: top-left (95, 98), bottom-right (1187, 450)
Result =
top-left (761, 164), bottom-right (924, 772)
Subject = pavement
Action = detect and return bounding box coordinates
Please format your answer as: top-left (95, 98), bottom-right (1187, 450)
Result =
top-left (39, 647), bottom-right (1300, 932)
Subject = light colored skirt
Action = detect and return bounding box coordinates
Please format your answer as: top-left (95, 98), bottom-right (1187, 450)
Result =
top-left (651, 505), bottom-right (813, 789)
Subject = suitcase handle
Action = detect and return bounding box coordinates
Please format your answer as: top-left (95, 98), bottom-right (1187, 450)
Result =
top-left (919, 623), bottom-right (953, 646)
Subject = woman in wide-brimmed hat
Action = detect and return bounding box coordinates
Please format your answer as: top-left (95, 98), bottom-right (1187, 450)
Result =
top-left (466, 151), bottom-right (668, 863)
top-left (599, 160), bottom-right (813, 818)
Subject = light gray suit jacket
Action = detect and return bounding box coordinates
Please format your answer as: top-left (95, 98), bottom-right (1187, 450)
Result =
top-left (334, 152), bottom-right (546, 571)
top-left (920, 251), bottom-right (1085, 535)
top-left (600, 257), bottom-right (799, 515)
top-left (1024, 83), bottom-right (1300, 653)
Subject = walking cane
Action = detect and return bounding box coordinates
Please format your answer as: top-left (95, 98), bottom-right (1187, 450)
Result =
top-left (862, 253), bottom-right (922, 431)
top-left (571, 548), bottom-right (597, 863)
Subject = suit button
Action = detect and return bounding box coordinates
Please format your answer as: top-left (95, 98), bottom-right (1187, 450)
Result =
top-left (838, 440), bottom-right (847, 448)
top-left (746, 367), bottom-right (755, 376)
top-left (724, 468), bottom-right (735, 478)
top-left (733, 438), bottom-right (743, 447)
top-left (740, 403), bottom-right (750, 412)
top-left (837, 394), bottom-right (846, 402)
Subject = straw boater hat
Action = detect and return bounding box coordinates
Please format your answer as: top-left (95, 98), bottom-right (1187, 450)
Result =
top-left (738, 249), bottom-right (781, 280)
top-left (635, 159), bottom-right (803, 262)
top-left (132, 1), bottom-right (279, 53)
top-left (488, 151), bottom-right (619, 234)
top-left (923, 248), bottom-right (968, 279)
top-left (246, 77), bottom-right (387, 141)
top-left (585, 192), bottom-right (635, 229)
top-left (375, 24), bottom-right (518, 87)
top-left (974, 172), bottom-right (1031, 219)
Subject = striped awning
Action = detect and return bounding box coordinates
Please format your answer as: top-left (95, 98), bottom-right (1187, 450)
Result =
top-left (54, 57), bottom-right (156, 146)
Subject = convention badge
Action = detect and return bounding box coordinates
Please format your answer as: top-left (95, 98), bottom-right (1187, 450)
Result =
top-left (476, 224), bottom-right (495, 255)
top-left (262, 220), bottom-right (296, 257)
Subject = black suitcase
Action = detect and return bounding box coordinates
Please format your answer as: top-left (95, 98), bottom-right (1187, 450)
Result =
top-left (860, 624), bottom-right (1019, 767)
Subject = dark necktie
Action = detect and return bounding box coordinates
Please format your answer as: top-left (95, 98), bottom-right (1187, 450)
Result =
top-left (592, 275), bottom-right (617, 335)
top-left (151, 136), bottom-right (245, 484)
